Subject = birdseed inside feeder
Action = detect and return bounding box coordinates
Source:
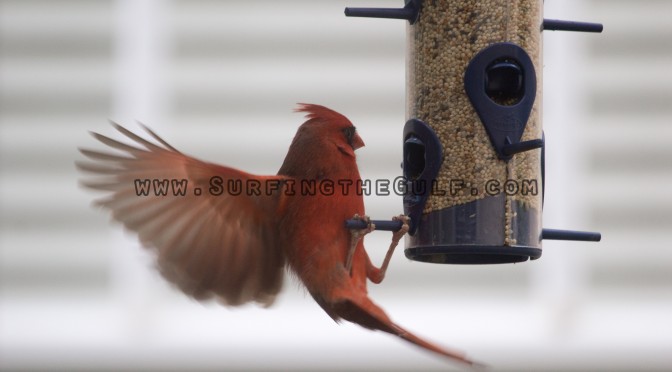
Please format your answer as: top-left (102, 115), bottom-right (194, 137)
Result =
top-left (344, 0), bottom-right (602, 265)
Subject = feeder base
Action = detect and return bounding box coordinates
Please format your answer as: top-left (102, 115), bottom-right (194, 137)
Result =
top-left (405, 245), bottom-right (542, 265)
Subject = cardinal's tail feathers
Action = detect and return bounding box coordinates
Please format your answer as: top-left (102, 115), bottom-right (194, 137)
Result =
top-left (388, 319), bottom-right (484, 368)
top-left (334, 293), bottom-right (484, 367)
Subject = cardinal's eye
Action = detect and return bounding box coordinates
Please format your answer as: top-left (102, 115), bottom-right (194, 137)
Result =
top-left (343, 126), bottom-right (356, 147)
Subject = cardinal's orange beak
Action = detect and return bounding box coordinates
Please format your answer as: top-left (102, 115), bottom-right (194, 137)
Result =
top-left (352, 132), bottom-right (365, 150)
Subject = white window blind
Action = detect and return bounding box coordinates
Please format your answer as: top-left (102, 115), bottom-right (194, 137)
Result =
top-left (1, 0), bottom-right (670, 370)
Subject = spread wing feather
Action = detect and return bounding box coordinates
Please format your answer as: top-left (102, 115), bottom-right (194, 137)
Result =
top-left (78, 124), bottom-right (287, 306)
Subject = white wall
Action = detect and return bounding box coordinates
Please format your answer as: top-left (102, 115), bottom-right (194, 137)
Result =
top-left (1, 0), bottom-right (671, 370)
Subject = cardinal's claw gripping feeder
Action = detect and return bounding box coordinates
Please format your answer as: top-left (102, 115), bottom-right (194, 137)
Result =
top-left (344, 1), bottom-right (602, 264)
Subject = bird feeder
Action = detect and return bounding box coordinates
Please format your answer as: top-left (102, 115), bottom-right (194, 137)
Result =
top-left (344, 1), bottom-right (602, 264)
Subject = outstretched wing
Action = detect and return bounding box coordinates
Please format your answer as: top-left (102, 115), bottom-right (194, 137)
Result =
top-left (77, 123), bottom-right (287, 306)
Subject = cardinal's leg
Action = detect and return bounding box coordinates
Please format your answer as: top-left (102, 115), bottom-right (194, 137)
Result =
top-left (367, 215), bottom-right (410, 284)
top-left (346, 214), bottom-right (375, 275)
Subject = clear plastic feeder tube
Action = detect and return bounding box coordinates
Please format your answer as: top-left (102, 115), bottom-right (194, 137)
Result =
top-left (404, 0), bottom-right (544, 264)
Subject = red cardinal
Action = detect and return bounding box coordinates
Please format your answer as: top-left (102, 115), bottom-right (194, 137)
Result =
top-left (77, 104), bottom-right (477, 366)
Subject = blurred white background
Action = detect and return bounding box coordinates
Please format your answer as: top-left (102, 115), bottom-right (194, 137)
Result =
top-left (1, 0), bottom-right (671, 370)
